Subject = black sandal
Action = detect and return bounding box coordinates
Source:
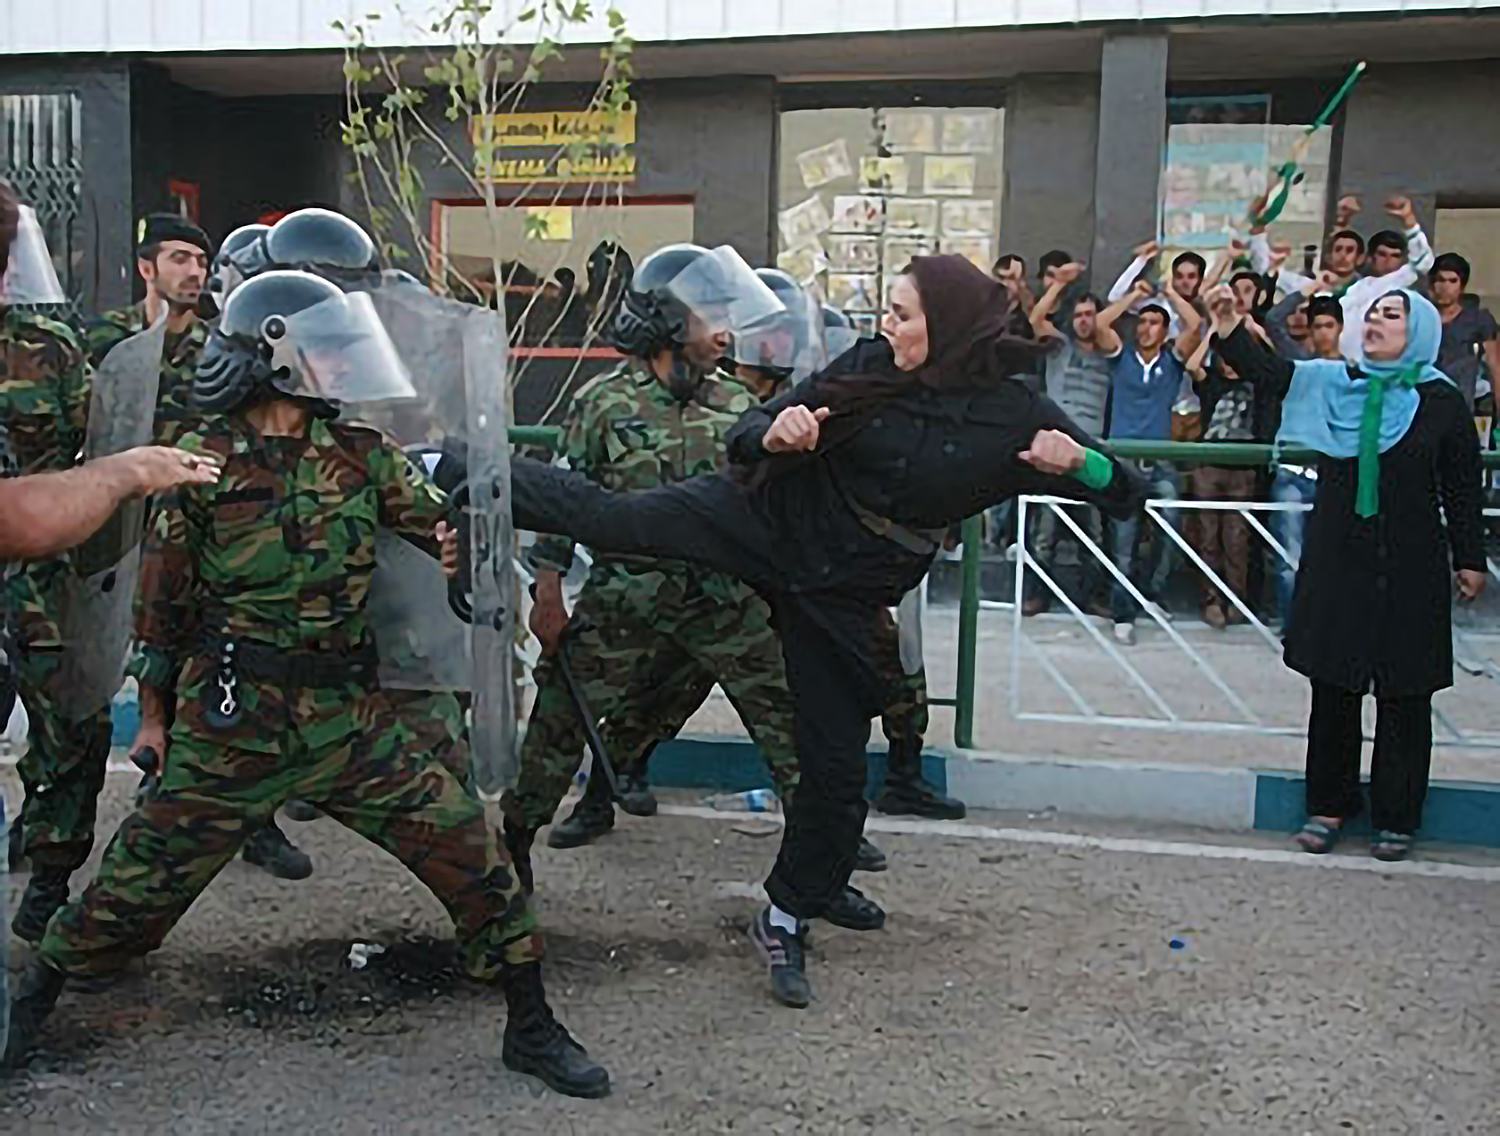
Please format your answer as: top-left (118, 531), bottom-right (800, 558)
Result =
top-left (1293, 820), bottom-right (1342, 855)
top-left (1371, 831), bottom-right (1413, 862)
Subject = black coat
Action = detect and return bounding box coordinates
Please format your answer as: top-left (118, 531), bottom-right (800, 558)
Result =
top-left (1216, 325), bottom-right (1486, 696)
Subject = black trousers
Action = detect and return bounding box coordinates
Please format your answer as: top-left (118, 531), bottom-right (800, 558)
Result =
top-left (1305, 680), bottom-right (1434, 835)
top-left (511, 458), bottom-right (907, 918)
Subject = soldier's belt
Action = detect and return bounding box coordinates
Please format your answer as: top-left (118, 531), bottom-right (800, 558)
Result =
top-left (195, 632), bottom-right (378, 688)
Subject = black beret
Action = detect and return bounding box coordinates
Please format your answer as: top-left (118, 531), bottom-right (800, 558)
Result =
top-left (136, 212), bottom-right (212, 258)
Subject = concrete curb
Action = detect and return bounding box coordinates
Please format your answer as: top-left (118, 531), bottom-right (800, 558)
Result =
top-left (107, 705), bottom-right (1499, 849)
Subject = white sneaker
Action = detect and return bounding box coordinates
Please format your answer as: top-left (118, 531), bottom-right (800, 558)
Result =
top-left (1113, 622), bottom-right (1135, 645)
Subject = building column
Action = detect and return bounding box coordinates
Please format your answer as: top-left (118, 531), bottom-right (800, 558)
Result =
top-left (1001, 75), bottom-right (1099, 273)
top-left (1089, 32), bottom-right (1168, 290)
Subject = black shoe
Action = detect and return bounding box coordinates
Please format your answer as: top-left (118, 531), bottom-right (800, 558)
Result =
top-left (2, 960), bottom-right (67, 1070)
top-left (854, 836), bottom-right (888, 873)
top-left (874, 778), bottom-right (967, 821)
top-left (546, 799), bottom-right (614, 849)
top-left (241, 821), bottom-right (313, 880)
top-left (749, 907), bottom-right (810, 1009)
top-left (614, 773), bottom-right (658, 818)
top-left (503, 820), bottom-right (536, 896)
top-left (11, 867), bottom-right (70, 944)
top-left (501, 962), bottom-right (611, 1099)
top-left (282, 799), bottom-right (319, 822)
top-left (823, 886), bottom-right (886, 932)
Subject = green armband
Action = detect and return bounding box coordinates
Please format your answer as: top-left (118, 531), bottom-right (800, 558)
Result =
top-left (1070, 447), bottom-right (1114, 491)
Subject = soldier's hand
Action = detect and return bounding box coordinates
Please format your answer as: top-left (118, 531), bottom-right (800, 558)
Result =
top-left (1019, 429), bottom-right (1086, 476)
top-left (529, 572), bottom-right (569, 656)
top-left (109, 446), bottom-right (223, 497)
top-left (763, 405), bottom-right (830, 454)
top-left (436, 520), bottom-right (460, 579)
top-left (130, 724), bottom-right (168, 774)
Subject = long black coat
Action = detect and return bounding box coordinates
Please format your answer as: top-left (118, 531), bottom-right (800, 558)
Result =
top-left (1216, 325), bottom-right (1486, 696)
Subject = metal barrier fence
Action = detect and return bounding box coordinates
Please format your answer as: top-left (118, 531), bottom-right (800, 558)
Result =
top-left (954, 441), bottom-right (1500, 750)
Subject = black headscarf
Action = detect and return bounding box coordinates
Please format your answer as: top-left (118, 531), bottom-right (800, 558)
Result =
top-left (803, 254), bottom-right (1041, 444)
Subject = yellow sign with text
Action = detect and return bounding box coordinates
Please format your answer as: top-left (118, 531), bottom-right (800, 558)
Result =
top-left (472, 108), bottom-right (637, 184)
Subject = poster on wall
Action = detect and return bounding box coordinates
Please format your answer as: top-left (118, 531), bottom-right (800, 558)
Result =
top-left (941, 111), bottom-right (997, 154)
top-left (825, 235), bottom-right (881, 274)
top-left (881, 110), bottom-right (937, 152)
top-left (860, 156), bottom-right (910, 196)
top-left (779, 195), bottom-right (833, 250)
top-left (883, 237), bottom-right (936, 277)
top-left (796, 139), bottom-right (855, 190)
top-left (831, 194), bottom-right (886, 234)
top-left (826, 272), bottom-right (881, 312)
top-left (941, 236), bottom-right (993, 271)
top-left (777, 241), bottom-right (828, 286)
top-left (923, 156), bottom-right (977, 196)
top-left (885, 199), bottom-right (940, 236)
top-left (941, 199), bottom-right (995, 237)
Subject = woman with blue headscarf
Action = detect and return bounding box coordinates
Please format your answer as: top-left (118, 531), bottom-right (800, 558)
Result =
top-left (1206, 284), bottom-right (1486, 862)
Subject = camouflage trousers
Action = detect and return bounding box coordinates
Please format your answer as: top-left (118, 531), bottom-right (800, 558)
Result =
top-left (590, 601), bottom-right (930, 786)
top-left (511, 572), bottom-right (797, 830)
top-left (15, 648), bottom-right (115, 873)
top-left (40, 665), bottom-right (539, 979)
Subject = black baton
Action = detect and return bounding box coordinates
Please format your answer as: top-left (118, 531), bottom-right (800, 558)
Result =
top-left (554, 628), bottom-right (621, 798)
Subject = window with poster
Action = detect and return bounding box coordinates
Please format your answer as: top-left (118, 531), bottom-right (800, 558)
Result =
top-left (776, 84), bottom-right (1005, 337)
top-left (1160, 95), bottom-right (1332, 281)
top-left (431, 194), bottom-right (694, 425)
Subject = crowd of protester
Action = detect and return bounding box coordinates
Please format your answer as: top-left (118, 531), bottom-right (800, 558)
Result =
top-left (984, 194), bottom-right (1497, 644)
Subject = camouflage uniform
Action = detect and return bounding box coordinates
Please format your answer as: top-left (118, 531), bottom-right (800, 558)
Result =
top-left (83, 303), bottom-right (210, 447)
top-left (39, 416), bottom-right (540, 979)
top-left (511, 363), bottom-right (799, 830)
top-left (0, 308), bottom-right (114, 874)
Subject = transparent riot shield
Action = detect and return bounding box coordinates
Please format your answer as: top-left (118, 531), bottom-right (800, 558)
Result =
top-left (353, 285), bottom-right (517, 795)
top-left (55, 318), bottom-right (168, 720)
top-left (896, 585), bottom-right (925, 677)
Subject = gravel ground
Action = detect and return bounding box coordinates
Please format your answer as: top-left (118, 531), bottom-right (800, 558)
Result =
top-left (4, 773), bottom-right (1499, 1134)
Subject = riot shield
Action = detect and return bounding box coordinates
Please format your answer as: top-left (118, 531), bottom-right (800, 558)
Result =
top-left (54, 317), bottom-right (168, 721)
top-left (352, 285), bottom-right (517, 795)
top-left (896, 585), bottom-right (925, 676)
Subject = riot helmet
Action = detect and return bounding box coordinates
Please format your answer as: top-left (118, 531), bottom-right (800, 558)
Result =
top-left (730, 268), bottom-right (820, 387)
top-left (194, 269), bottom-right (413, 415)
top-left (610, 244), bottom-right (785, 358)
top-left (0, 185), bottom-right (65, 306)
top-left (821, 302), bottom-right (860, 362)
top-left (263, 208), bottom-right (380, 278)
top-left (202, 223), bottom-right (270, 314)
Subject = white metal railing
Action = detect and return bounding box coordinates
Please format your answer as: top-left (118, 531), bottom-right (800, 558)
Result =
top-left (1007, 495), bottom-right (1500, 749)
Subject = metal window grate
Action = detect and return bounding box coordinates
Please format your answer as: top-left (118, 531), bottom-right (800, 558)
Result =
top-left (1, 92), bottom-right (84, 318)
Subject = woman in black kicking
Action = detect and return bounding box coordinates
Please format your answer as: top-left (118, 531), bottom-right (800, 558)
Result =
top-left (507, 251), bottom-right (1145, 1006)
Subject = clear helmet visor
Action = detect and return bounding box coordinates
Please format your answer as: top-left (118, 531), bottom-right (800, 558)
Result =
top-left (824, 326), bottom-right (861, 362)
top-left (267, 290), bottom-right (415, 405)
top-left (1, 206), bottom-right (65, 304)
top-left (665, 245), bottom-right (786, 337)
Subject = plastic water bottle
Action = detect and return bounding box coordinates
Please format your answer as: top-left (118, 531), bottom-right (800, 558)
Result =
top-left (705, 788), bottom-right (779, 813)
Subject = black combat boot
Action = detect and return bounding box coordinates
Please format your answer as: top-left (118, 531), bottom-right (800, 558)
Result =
top-left (281, 799), bottom-right (320, 822)
top-left (503, 819), bottom-right (536, 896)
top-left (546, 769), bottom-right (614, 849)
top-left (11, 866), bottom-right (70, 944)
top-left (500, 962), bottom-right (611, 1098)
top-left (2, 960), bottom-right (67, 1069)
top-left (874, 737), bottom-right (967, 820)
top-left (823, 886), bottom-right (886, 931)
top-left (241, 820), bottom-right (314, 880)
top-left (854, 836), bottom-right (888, 873)
top-left (614, 771), bottom-right (658, 817)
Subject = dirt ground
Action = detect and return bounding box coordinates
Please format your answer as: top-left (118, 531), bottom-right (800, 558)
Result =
top-left (4, 773), bottom-right (1499, 1135)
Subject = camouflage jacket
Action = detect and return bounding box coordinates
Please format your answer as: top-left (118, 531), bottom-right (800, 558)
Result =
top-left (530, 362), bottom-right (759, 591)
top-left (130, 415), bottom-right (449, 689)
top-left (85, 303), bottom-right (211, 447)
top-left (0, 307), bottom-right (92, 647)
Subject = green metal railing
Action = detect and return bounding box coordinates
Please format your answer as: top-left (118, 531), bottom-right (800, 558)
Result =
top-left (948, 440), bottom-right (1500, 747)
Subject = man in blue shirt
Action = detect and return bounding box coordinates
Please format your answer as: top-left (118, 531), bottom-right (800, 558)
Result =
top-left (1095, 279), bottom-right (1204, 644)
